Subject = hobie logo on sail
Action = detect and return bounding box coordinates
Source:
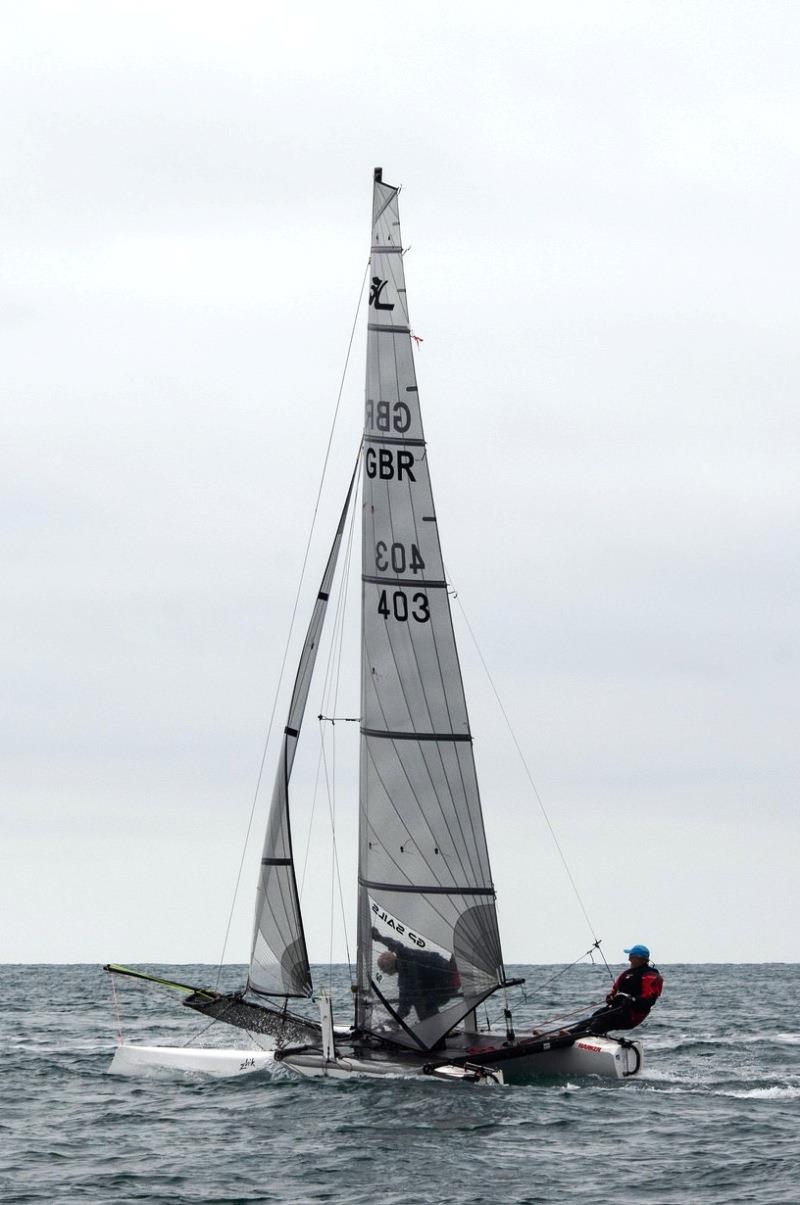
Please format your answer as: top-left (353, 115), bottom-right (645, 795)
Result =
top-left (369, 277), bottom-right (395, 311)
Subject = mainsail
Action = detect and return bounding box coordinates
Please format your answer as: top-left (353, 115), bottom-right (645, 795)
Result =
top-left (356, 169), bottom-right (505, 1051)
top-left (248, 468), bottom-right (357, 997)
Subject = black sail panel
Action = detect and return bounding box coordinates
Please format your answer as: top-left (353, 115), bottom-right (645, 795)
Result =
top-left (357, 171), bottom-right (505, 1050)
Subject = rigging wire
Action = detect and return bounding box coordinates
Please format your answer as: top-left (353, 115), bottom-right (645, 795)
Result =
top-left (298, 741), bottom-right (327, 901)
top-left (298, 450), bottom-right (361, 910)
top-left (521, 944), bottom-right (613, 1000)
top-left (451, 589), bottom-right (611, 975)
top-left (215, 259), bottom-right (370, 986)
top-left (316, 469), bottom-right (360, 987)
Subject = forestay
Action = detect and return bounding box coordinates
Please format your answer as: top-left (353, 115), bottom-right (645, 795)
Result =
top-left (249, 470), bottom-right (357, 997)
top-left (357, 169), bottom-right (505, 1051)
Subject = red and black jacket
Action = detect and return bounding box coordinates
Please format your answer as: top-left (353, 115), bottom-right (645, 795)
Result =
top-left (608, 963), bottom-right (663, 1025)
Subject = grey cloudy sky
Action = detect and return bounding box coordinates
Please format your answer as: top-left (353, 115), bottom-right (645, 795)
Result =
top-left (3, 1), bottom-right (797, 968)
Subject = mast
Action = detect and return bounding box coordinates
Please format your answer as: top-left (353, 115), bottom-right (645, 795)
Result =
top-left (356, 170), bottom-right (505, 1051)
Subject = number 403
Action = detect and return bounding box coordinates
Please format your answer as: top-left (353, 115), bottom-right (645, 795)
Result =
top-left (378, 590), bottom-right (430, 623)
top-left (375, 541), bottom-right (425, 573)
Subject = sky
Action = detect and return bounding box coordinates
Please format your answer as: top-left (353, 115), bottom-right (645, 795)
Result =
top-left (2, 1), bottom-right (798, 968)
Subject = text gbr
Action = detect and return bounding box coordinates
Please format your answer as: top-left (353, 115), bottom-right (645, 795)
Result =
top-left (365, 447), bottom-right (416, 481)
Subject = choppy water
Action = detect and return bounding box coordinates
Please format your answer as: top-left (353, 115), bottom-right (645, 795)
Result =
top-left (2, 963), bottom-right (798, 1203)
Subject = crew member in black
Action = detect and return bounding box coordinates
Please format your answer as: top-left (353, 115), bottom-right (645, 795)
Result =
top-left (371, 929), bottom-right (461, 1022)
top-left (584, 944), bottom-right (664, 1035)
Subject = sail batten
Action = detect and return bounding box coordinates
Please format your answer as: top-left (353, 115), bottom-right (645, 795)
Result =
top-left (360, 881), bottom-right (495, 896)
top-left (248, 464), bottom-right (358, 999)
top-left (361, 728), bottom-right (471, 742)
top-left (356, 172), bottom-right (505, 1051)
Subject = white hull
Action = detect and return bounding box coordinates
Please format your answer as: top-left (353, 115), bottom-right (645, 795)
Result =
top-left (495, 1035), bottom-right (641, 1082)
top-left (107, 1033), bottom-right (639, 1084)
top-left (281, 1034), bottom-right (641, 1084)
top-left (108, 1044), bottom-right (275, 1078)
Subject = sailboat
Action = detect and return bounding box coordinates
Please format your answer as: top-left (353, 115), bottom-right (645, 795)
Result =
top-left (106, 170), bottom-right (643, 1085)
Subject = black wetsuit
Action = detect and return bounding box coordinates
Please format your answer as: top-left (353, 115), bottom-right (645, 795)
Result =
top-left (584, 963), bottom-right (663, 1034)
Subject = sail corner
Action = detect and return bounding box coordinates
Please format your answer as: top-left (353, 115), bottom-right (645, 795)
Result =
top-left (374, 166), bottom-right (383, 182)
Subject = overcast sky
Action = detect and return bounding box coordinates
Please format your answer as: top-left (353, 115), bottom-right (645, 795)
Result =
top-left (3, 1), bottom-right (798, 969)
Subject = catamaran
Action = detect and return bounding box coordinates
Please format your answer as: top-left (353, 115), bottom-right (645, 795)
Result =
top-left (106, 170), bottom-right (643, 1085)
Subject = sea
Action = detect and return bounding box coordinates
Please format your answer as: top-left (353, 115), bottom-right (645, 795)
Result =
top-left (2, 962), bottom-right (798, 1204)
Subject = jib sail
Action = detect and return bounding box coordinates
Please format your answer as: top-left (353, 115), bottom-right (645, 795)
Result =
top-left (248, 468), bottom-right (357, 997)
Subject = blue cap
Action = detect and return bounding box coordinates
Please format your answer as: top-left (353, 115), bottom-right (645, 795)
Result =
top-left (624, 944), bottom-right (650, 958)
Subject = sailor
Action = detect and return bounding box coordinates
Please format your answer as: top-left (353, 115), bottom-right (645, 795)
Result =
top-left (585, 944), bottom-right (663, 1035)
top-left (372, 930), bottom-right (461, 1023)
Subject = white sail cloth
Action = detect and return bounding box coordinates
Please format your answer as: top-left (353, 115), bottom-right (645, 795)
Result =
top-left (248, 472), bottom-right (357, 997)
top-left (357, 172), bottom-right (504, 1051)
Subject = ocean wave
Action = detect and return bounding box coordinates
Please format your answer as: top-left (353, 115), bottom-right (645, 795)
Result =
top-left (639, 1067), bottom-right (699, 1084)
top-left (719, 1085), bottom-right (800, 1100)
top-left (6, 964), bottom-right (800, 1205)
top-left (5, 1042), bottom-right (112, 1055)
top-left (635, 1081), bottom-right (800, 1101)
top-left (655, 1032), bottom-right (800, 1053)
